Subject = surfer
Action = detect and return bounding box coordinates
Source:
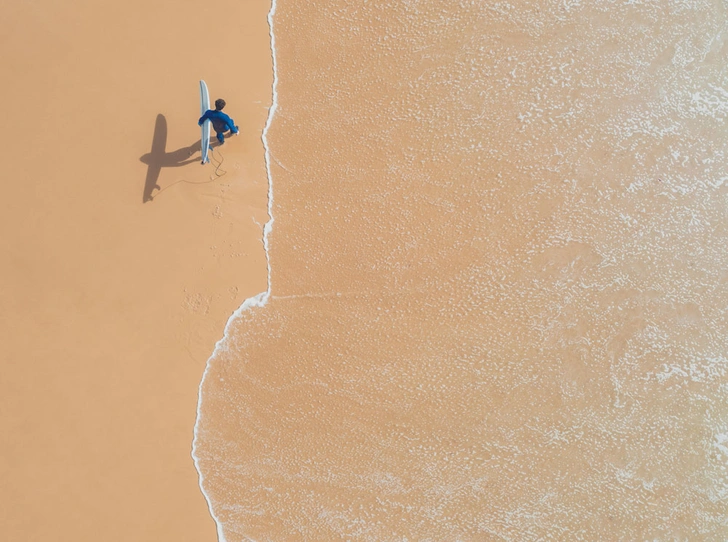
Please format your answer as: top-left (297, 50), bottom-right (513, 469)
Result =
top-left (198, 99), bottom-right (239, 144)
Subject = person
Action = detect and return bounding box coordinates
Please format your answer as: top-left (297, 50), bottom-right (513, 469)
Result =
top-left (198, 98), bottom-right (239, 144)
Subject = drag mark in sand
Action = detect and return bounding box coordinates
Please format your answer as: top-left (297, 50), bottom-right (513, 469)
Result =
top-left (191, 1), bottom-right (278, 541)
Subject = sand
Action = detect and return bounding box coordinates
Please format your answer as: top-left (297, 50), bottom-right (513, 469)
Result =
top-left (0, 1), bottom-right (272, 540)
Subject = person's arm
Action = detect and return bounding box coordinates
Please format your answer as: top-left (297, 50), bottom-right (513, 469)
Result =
top-left (223, 113), bottom-right (239, 134)
top-left (198, 110), bottom-right (211, 126)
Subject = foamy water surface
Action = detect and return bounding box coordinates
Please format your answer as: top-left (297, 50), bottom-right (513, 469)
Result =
top-left (194, 0), bottom-right (728, 539)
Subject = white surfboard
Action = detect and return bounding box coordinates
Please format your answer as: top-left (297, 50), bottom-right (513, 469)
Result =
top-left (199, 80), bottom-right (211, 164)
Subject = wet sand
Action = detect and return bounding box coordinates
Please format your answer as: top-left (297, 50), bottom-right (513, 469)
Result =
top-left (195, 1), bottom-right (728, 540)
top-left (0, 1), bottom-right (272, 541)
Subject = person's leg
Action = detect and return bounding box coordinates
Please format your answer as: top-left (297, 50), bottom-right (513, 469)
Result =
top-left (216, 131), bottom-right (225, 144)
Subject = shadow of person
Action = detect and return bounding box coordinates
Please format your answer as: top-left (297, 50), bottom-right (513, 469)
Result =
top-left (140, 114), bottom-right (201, 202)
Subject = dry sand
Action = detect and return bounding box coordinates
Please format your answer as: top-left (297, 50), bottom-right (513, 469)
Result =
top-left (0, 1), bottom-right (272, 540)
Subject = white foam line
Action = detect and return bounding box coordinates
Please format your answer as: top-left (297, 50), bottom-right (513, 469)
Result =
top-left (191, 1), bottom-right (278, 540)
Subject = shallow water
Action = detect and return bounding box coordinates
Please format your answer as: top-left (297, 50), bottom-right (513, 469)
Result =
top-left (194, 0), bottom-right (728, 539)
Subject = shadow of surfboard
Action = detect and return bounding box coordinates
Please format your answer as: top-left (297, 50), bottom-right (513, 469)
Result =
top-left (140, 114), bottom-right (201, 203)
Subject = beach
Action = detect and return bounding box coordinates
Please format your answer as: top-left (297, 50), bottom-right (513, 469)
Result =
top-left (4, 0), bottom-right (728, 540)
top-left (195, 0), bottom-right (728, 540)
top-left (0, 1), bottom-right (272, 540)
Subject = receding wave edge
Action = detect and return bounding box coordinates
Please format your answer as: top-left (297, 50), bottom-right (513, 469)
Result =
top-left (191, 0), bottom-right (279, 540)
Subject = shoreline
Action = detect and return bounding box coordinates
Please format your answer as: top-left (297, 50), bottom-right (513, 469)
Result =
top-left (192, 4), bottom-right (278, 539)
top-left (0, 1), bottom-right (273, 541)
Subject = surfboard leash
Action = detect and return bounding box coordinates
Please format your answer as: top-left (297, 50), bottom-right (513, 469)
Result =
top-left (148, 145), bottom-right (227, 201)
top-left (209, 146), bottom-right (227, 179)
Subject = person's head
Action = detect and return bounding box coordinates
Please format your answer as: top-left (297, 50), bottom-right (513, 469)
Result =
top-left (214, 99), bottom-right (226, 111)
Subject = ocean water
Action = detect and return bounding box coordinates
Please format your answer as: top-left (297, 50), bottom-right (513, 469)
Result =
top-left (193, 0), bottom-right (728, 540)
